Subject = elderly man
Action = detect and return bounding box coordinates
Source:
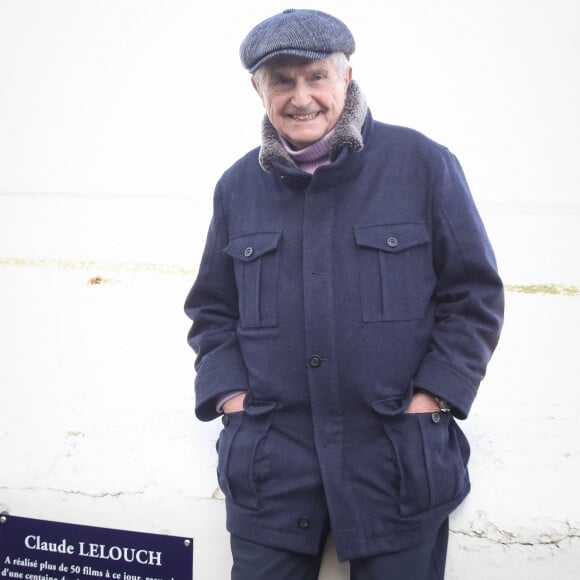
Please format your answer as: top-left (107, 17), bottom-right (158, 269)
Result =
top-left (185, 9), bottom-right (504, 580)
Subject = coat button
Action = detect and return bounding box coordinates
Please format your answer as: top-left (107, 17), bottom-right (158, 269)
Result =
top-left (309, 355), bottom-right (322, 368)
top-left (386, 236), bottom-right (398, 248)
top-left (297, 517), bottom-right (310, 529)
top-left (244, 247), bottom-right (254, 257)
top-left (431, 412), bottom-right (440, 423)
top-left (222, 415), bottom-right (229, 426)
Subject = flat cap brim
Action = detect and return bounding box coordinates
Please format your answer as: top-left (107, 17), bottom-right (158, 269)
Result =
top-left (240, 9), bottom-right (355, 73)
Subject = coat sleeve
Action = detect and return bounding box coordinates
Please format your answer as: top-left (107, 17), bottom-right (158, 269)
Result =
top-left (413, 148), bottom-right (504, 419)
top-left (184, 184), bottom-right (250, 421)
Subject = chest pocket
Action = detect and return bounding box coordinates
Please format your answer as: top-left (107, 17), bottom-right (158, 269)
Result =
top-left (354, 223), bottom-right (434, 322)
top-left (224, 231), bottom-right (282, 328)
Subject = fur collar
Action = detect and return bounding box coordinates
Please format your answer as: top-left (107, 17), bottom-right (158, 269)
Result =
top-left (258, 80), bottom-right (368, 172)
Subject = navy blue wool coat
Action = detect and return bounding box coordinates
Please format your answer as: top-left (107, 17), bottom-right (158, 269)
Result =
top-left (185, 101), bottom-right (504, 561)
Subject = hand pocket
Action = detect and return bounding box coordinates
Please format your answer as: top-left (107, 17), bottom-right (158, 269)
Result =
top-left (216, 400), bottom-right (276, 510)
top-left (381, 411), bottom-right (470, 517)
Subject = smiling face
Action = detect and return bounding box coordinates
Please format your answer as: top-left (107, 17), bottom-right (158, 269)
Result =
top-left (252, 55), bottom-right (352, 150)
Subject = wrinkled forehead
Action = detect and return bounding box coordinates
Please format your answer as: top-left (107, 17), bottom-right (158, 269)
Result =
top-left (262, 55), bottom-right (333, 74)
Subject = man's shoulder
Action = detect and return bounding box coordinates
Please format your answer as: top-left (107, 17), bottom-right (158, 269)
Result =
top-left (371, 119), bottom-right (449, 156)
top-left (220, 146), bottom-right (262, 183)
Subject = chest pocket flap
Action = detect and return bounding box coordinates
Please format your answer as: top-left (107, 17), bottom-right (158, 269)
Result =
top-left (223, 231), bottom-right (282, 328)
top-left (354, 223), bottom-right (430, 253)
top-left (354, 223), bottom-right (433, 322)
top-left (224, 231), bottom-right (282, 262)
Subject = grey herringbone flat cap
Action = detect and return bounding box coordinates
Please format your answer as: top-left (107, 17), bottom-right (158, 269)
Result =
top-left (240, 8), bottom-right (355, 73)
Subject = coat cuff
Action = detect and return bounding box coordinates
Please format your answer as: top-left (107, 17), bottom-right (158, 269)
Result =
top-left (413, 358), bottom-right (478, 420)
top-left (195, 363), bottom-right (250, 422)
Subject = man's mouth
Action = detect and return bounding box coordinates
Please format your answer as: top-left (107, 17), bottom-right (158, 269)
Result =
top-left (290, 112), bottom-right (319, 121)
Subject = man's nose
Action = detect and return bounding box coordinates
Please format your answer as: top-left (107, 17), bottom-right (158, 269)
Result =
top-left (291, 81), bottom-right (312, 108)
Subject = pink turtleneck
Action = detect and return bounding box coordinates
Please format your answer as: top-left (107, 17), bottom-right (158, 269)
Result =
top-left (280, 129), bottom-right (335, 174)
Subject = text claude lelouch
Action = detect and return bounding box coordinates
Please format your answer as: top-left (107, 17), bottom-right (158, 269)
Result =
top-left (23, 536), bottom-right (162, 567)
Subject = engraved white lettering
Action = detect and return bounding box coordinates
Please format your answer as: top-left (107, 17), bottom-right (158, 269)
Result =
top-left (23, 536), bottom-right (74, 555)
top-left (82, 566), bottom-right (103, 577)
top-left (77, 543), bottom-right (162, 567)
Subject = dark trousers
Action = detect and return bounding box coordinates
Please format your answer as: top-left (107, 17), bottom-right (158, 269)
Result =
top-left (230, 518), bottom-right (449, 580)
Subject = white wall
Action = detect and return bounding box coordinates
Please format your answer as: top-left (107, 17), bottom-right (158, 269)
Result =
top-left (1, 1), bottom-right (579, 578)
top-left (1, 0), bottom-right (579, 206)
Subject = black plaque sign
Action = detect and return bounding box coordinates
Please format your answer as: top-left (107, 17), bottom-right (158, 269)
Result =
top-left (0, 515), bottom-right (193, 580)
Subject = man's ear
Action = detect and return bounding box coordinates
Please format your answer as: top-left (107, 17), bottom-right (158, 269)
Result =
top-left (251, 77), bottom-right (266, 108)
top-left (345, 66), bottom-right (353, 86)
top-left (251, 77), bottom-right (262, 97)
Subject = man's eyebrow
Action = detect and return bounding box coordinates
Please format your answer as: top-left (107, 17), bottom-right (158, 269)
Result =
top-left (270, 71), bottom-right (289, 79)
